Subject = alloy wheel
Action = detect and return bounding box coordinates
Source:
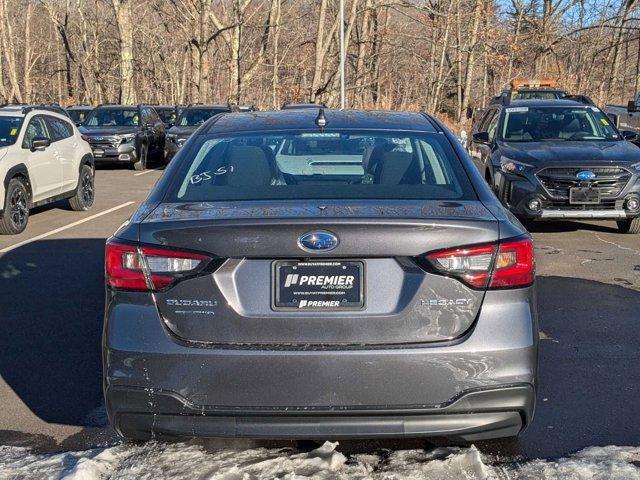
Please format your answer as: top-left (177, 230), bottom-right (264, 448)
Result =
top-left (81, 171), bottom-right (95, 206)
top-left (9, 188), bottom-right (28, 230)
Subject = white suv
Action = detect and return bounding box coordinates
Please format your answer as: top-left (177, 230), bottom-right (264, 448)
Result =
top-left (0, 106), bottom-right (95, 234)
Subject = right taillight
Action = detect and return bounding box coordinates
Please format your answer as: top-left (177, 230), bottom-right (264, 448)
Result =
top-left (105, 239), bottom-right (211, 291)
top-left (424, 236), bottom-right (534, 289)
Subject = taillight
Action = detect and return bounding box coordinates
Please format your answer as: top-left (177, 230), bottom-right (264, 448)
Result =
top-left (424, 237), bottom-right (534, 289)
top-left (81, 134), bottom-right (91, 142)
top-left (490, 238), bottom-right (535, 288)
top-left (105, 240), bottom-right (211, 291)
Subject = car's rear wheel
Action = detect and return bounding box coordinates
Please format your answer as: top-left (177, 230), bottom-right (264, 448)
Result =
top-left (0, 178), bottom-right (30, 235)
top-left (617, 217), bottom-right (640, 234)
top-left (69, 165), bottom-right (95, 211)
top-left (133, 144), bottom-right (148, 171)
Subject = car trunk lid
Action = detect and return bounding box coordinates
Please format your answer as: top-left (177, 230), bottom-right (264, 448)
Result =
top-left (139, 199), bottom-right (499, 346)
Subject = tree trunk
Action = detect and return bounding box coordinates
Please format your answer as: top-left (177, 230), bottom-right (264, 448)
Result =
top-left (112, 0), bottom-right (136, 104)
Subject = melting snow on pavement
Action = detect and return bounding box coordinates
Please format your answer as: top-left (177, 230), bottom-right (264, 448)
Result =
top-left (0, 441), bottom-right (639, 479)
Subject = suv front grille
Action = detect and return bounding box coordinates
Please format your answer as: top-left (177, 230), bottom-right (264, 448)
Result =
top-left (536, 167), bottom-right (632, 200)
top-left (544, 199), bottom-right (620, 210)
top-left (89, 136), bottom-right (120, 148)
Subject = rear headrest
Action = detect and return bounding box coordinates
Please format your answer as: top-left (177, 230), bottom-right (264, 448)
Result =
top-left (363, 143), bottom-right (395, 174)
top-left (225, 146), bottom-right (273, 187)
top-left (376, 152), bottom-right (415, 185)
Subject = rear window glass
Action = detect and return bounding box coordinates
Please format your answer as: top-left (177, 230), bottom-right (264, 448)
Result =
top-left (166, 131), bottom-right (476, 202)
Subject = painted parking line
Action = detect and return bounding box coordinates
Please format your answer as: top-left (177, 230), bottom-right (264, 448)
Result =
top-left (133, 168), bottom-right (163, 177)
top-left (0, 202), bottom-right (135, 254)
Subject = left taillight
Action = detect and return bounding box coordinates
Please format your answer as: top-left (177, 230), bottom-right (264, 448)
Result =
top-left (105, 240), bottom-right (211, 291)
top-left (423, 236), bottom-right (535, 289)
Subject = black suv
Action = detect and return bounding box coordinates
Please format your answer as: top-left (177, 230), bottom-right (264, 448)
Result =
top-left (164, 104), bottom-right (232, 161)
top-left (79, 104), bottom-right (166, 170)
top-left (469, 99), bottom-right (640, 233)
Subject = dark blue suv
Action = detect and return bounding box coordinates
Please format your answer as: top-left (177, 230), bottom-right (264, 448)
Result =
top-left (469, 99), bottom-right (640, 233)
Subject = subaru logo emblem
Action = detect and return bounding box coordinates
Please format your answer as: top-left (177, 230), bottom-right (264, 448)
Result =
top-left (576, 170), bottom-right (596, 181)
top-left (298, 231), bottom-right (338, 252)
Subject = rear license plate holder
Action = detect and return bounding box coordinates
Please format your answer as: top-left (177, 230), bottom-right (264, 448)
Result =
top-left (273, 260), bottom-right (364, 310)
top-left (569, 187), bottom-right (600, 204)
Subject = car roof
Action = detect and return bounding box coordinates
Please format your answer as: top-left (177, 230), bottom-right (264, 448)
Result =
top-left (201, 109), bottom-right (438, 134)
top-left (183, 104), bottom-right (231, 110)
top-left (95, 105), bottom-right (139, 109)
top-left (0, 106), bottom-right (26, 116)
top-left (505, 99), bottom-right (594, 109)
top-left (0, 105), bottom-right (71, 118)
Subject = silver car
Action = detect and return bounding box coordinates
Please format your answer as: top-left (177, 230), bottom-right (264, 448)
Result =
top-left (104, 109), bottom-right (537, 442)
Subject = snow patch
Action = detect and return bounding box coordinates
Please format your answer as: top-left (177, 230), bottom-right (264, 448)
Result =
top-left (0, 441), bottom-right (638, 479)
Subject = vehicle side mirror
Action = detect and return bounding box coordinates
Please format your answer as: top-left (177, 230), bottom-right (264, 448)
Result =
top-left (31, 137), bottom-right (51, 152)
top-left (621, 130), bottom-right (638, 141)
top-left (607, 113), bottom-right (618, 125)
top-left (627, 100), bottom-right (637, 113)
top-left (472, 131), bottom-right (490, 144)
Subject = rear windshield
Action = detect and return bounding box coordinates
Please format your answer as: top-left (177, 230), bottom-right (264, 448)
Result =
top-left (166, 131), bottom-right (476, 202)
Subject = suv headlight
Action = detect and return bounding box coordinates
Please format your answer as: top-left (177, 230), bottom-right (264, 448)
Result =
top-left (500, 158), bottom-right (533, 175)
top-left (118, 133), bottom-right (136, 144)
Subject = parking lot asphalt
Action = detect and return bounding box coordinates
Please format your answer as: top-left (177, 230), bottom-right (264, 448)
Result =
top-left (0, 166), bottom-right (638, 460)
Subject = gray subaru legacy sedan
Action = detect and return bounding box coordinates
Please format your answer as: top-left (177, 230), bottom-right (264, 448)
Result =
top-left (104, 109), bottom-right (537, 442)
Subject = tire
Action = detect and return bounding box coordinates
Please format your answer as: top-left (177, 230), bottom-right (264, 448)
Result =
top-left (0, 177), bottom-right (30, 235)
top-left (133, 144), bottom-right (148, 171)
top-left (68, 165), bottom-right (95, 211)
top-left (617, 217), bottom-right (640, 234)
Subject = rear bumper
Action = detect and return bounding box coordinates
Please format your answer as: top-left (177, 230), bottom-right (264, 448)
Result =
top-left (107, 385), bottom-right (533, 441)
top-left (103, 287), bottom-right (538, 440)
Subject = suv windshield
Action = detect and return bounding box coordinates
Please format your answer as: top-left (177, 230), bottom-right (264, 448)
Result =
top-left (83, 108), bottom-right (140, 127)
top-left (512, 90), bottom-right (566, 100)
top-left (177, 108), bottom-right (228, 126)
top-left (502, 106), bottom-right (619, 142)
top-left (0, 117), bottom-right (23, 147)
top-left (156, 108), bottom-right (176, 125)
top-left (167, 131), bottom-right (475, 202)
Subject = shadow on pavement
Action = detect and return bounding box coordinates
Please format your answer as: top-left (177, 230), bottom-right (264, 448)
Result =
top-left (0, 239), bottom-right (638, 459)
top-left (0, 239), bottom-right (106, 427)
top-left (479, 275), bottom-right (640, 459)
top-left (525, 220), bottom-right (619, 234)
